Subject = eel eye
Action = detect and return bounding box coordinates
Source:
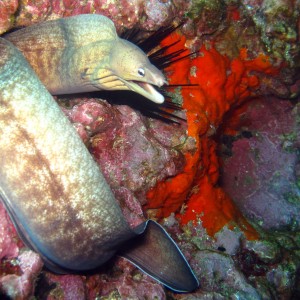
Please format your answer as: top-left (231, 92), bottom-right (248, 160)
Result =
top-left (138, 68), bottom-right (145, 77)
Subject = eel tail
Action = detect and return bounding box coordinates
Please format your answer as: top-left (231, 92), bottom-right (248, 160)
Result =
top-left (119, 220), bottom-right (199, 293)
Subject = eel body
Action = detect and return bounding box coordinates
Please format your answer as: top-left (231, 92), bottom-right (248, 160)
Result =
top-left (0, 16), bottom-right (199, 293)
top-left (5, 14), bottom-right (167, 103)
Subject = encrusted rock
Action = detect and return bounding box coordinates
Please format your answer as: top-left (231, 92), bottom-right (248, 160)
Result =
top-left (222, 97), bottom-right (300, 230)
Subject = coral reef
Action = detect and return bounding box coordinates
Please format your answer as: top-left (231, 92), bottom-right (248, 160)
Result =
top-left (0, 0), bottom-right (299, 299)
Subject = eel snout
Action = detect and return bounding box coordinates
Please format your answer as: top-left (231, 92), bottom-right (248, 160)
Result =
top-left (141, 63), bottom-right (168, 88)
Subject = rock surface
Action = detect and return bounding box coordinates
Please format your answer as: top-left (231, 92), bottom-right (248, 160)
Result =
top-left (222, 97), bottom-right (300, 230)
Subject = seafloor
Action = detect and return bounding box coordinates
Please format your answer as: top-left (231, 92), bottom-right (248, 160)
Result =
top-left (0, 0), bottom-right (299, 299)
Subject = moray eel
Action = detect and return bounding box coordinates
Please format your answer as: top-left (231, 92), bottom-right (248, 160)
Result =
top-left (0, 15), bottom-right (199, 293)
top-left (5, 14), bottom-right (167, 104)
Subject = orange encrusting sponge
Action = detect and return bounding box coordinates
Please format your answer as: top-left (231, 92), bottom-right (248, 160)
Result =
top-left (146, 33), bottom-right (278, 239)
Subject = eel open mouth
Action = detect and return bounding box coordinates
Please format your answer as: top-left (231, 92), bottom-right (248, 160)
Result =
top-left (124, 80), bottom-right (165, 104)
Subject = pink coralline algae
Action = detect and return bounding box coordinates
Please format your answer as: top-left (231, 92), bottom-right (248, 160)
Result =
top-left (0, 204), bottom-right (19, 261)
top-left (85, 258), bottom-right (166, 300)
top-left (62, 98), bottom-right (187, 224)
top-left (0, 203), bottom-right (43, 299)
top-left (90, 102), bottom-right (186, 190)
top-left (13, 0), bottom-right (188, 31)
top-left (0, 238), bottom-right (43, 299)
top-left (144, 0), bottom-right (174, 29)
top-left (0, 0), bottom-right (18, 34)
top-left (37, 273), bottom-right (86, 300)
top-left (221, 97), bottom-right (300, 230)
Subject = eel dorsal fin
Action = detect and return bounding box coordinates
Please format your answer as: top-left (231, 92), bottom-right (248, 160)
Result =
top-left (119, 220), bottom-right (199, 293)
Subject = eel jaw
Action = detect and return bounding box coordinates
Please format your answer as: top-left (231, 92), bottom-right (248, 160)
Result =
top-left (122, 79), bottom-right (165, 104)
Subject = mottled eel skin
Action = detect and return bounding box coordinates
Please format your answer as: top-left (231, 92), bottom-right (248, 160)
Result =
top-left (0, 15), bottom-right (199, 293)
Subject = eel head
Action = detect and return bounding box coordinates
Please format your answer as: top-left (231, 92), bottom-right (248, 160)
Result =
top-left (107, 38), bottom-right (167, 104)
